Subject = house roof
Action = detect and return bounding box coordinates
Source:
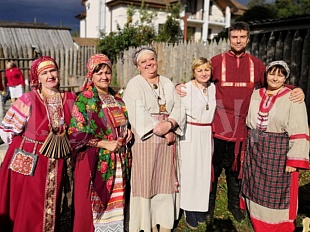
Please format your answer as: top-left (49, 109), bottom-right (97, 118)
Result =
top-left (0, 21), bottom-right (71, 30)
top-left (248, 14), bottom-right (310, 33)
top-left (214, 0), bottom-right (247, 17)
top-left (72, 37), bottom-right (99, 46)
top-left (0, 21), bottom-right (75, 53)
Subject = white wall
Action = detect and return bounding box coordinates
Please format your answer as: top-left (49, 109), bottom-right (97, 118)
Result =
top-left (80, 0), bottom-right (230, 41)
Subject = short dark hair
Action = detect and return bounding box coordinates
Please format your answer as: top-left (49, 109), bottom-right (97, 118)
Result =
top-left (229, 21), bottom-right (250, 37)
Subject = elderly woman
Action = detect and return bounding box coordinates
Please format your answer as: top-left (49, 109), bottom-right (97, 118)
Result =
top-left (69, 54), bottom-right (132, 232)
top-left (123, 46), bottom-right (185, 232)
top-left (0, 56), bottom-right (76, 231)
top-left (240, 60), bottom-right (310, 232)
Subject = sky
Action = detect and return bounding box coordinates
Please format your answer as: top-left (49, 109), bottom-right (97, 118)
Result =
top-left (0, 0), bottom-right (85, 32)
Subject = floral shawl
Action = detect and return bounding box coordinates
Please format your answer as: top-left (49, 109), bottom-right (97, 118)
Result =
top-left (68, 86), bottom-right (130, 210)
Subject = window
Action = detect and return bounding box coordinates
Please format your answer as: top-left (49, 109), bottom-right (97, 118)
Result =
top-left (187, 26), bottom-right (196, 41)
top-left (186, 0), bottom-right (197, 13)
top-left (209, 1), bottom-right (213, 15)
top-left (208, 28), bottom-right (212, 40)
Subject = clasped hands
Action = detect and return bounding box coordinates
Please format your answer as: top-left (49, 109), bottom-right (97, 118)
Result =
top-left (153, 120), bottom-right (176, 146)
top-left (98, 129), bottom-right (132, 152)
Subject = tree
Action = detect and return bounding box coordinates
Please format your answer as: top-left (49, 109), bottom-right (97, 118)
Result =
top-left (97, 1), bottom-right (156, 63)
top-left (237, 4), bottom-right (278, 22)
top-left (157, 2), bottom-right (184, 43)
top-left (97, 0), bottom-right (183, 63)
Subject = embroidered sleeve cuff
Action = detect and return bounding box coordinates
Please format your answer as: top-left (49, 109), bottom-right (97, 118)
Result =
top-left (286, 159), bottom-right (310, 170)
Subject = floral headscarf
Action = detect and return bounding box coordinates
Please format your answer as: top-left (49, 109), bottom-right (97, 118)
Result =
top-left (30, 56), bottom-right (58, 90)
top-left (132, 45), bottom-right (157, 66)
top-left (81, 54), bottom-right (112, 91)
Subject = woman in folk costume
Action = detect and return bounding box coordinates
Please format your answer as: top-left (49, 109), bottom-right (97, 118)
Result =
top-left (68, 54), bottom-right (132, 232)
top-left (179, 57), bottom-right (216, 230)
top-left (123, 45), bottom-right (185, 232)
top-left (240, 60), bottom-right (310, 232)
top-left (0, 56), bottom-right (76, 232)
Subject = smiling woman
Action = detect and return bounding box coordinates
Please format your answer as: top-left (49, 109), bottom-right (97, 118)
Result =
top-left (123, 45), bottom-right (186, 232)
top-left (0, 56), bottom-right (76, 231)
top-left (68, 54), bottom-right (132, 232)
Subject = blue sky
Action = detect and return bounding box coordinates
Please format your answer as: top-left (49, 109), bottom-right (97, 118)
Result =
top-left (0, 0), bottom-right (84, 32)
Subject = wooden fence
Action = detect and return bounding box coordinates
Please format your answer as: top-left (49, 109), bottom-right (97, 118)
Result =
top-left (0, 45), bottom-right (97, 93)
top-left (115, 28), bottom-right (310, 121)
top-left (116, 28), bottom-right (310, 90)
top-left (0, 27), bottom-right (309, 104)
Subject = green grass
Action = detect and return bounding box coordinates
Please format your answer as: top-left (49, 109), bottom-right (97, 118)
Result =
top-left (173, 170), bottom-right (310, 231)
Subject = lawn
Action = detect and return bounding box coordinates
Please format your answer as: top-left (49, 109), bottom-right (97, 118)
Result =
top-left (173, 170), bottom-right (310, 232)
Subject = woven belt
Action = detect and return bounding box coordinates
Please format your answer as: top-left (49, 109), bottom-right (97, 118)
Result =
top-left (187, 121), bottom-right (212, 126)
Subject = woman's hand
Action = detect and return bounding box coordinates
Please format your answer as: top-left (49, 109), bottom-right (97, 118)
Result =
top-left (165, 132), bottom-right (176, 145)
top-left (175, 83), bottom-right (187, 97)
top-left (98, 140), bottom-right (122, 152)
top-left (290, 87), bottom-right (304, 103)
top-left (285, 166), bottom-right (297, 173)
top-left (121, 129), bottom-right (133, 145)
top-left (153, 119), bottom-right (176, 136)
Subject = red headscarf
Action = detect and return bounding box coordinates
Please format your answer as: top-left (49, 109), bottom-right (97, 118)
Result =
top-left (30, 56), bottom-right (58, 90)
top-left (81, 54), bottom-right (112, 91)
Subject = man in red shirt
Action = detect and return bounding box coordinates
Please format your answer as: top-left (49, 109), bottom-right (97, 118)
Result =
top-left (176, 21), bottom-right (304, 224)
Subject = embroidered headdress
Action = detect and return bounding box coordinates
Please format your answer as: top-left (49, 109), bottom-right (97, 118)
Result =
top-left (266, 60), bottom-right (290, 79)
top-left (30, 56), bottom-right (58, 90)
top-left (132, 45), bottom-right (157, 66)
top-left (81, 54), bottom-right (112, 91)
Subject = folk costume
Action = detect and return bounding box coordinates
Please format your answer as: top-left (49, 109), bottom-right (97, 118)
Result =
top-left (5, 65), bottom-right (25, 99)
top-left (179, 81), bottom-right (216, 212)
top-left (123, 46), bottom-right (185, 232)
top-left (208, 51), bottom-right (265, 215)
top-left (0, 56), bottom-right (76, 232)
top-left (241, 61), bottom-right (310, 232)
top-left (68, 54), bottom-right (131, 232)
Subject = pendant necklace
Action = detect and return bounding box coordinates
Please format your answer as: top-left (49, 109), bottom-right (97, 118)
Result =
top-left (144, 75), bottom-right (167, 113)
top-left (194, 80), bottom-right (209, 110)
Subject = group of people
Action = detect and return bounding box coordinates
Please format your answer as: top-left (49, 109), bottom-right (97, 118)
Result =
top-left (176, 21), bottom-right (309, 232)
top-left (0, 21), bottom-right (309, 232)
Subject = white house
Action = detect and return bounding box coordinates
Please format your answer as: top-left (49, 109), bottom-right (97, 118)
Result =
top-left (75, 0), bottom-right (247, 42)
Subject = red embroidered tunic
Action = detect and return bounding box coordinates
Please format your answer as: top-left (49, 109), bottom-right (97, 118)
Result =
top-left (211, 51), bottom-right (265, 141)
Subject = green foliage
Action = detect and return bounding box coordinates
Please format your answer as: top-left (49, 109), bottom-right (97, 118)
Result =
top-left (237, 4), bottom-right (278, 22)
top-left (156, 2), bottom-right (183, 43)
top-left (247, 0), bottom-right (310, 19)
top-left (97, 0), bottom-right (183, 63)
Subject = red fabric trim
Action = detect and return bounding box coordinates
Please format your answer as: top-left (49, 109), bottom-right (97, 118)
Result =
top-left (187, 121), bottom-right (212, 126)
top-left (213, 133), bottom-right (244, 142)
top-left (239, 197), bottom-right (246, 210)
top-left (290, 134), bottom-right (309, 140)
top-left (289, 171), bottom-right (298, 220)
top-left (251, 216), bottom-right (295, 232)
top-left (286, 159), bottom-right (310, 170)
top-left (258, 88), bottom-right (291, 113)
